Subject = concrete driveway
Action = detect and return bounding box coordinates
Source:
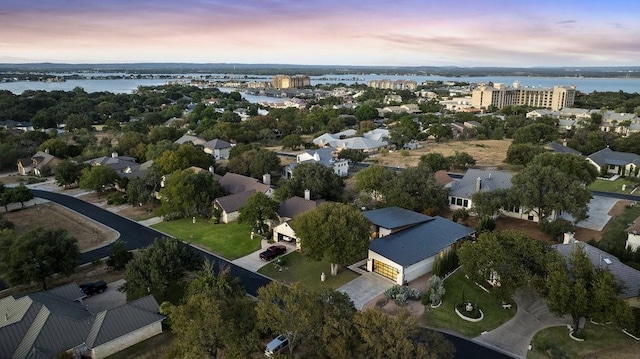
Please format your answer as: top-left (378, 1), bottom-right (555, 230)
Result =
top-left (337, 272), bottom-right (394, 310)
top-left (82, 279), bottom-right (127, 314)
top-left (562, 195), bottom-right (620, 231)
top-left (474, 290), bottom-right (571, 359)
top-left (231, 240), bottom-right (297, 272)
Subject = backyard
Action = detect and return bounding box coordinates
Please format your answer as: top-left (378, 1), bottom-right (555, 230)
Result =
top-left (421, 269), bottom-right (517, 338)
top-left (151, 218), bottom-right (259, 260)
top-left (258, 251), bottom-right (359, 290)
top-left (528, 322), bottom-right (640, 359)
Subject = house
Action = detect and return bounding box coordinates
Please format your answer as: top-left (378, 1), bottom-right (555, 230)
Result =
top-left (587, 148), bottom-right (640, 177)
top-left (202, 138), bottom-right (232, 160)
top-left (557, 119), bottom-right (579, 132)
top-left (17, 150), bottom-right (61, 176)
top-left (526, 109), bottom-right (559, 119)
top-left (554, 237), bottom-right (640, 308)
top-left (282, 147), bottom-right (349, 179)
top-left (174, 133), bottom-right (206, 146)
top-left (434, 170), bottom-right (454, 188)
top-left (448, 169), bottom-right (543, 221)
top-left (312, 129), bottom-right (389, 153)
top-left (625, 215), bottom-right (640, 251)
top-left (543, 141), bottom-right (582, 156)
top-left (0, 283), bottom-right (164, 359)
top-left (214, 190), bottom-right (257, 223)
top-left (272, 192), bottom-right (324, 249)
top-left (364, 207), bottom-right (474, 285)
top-left (218, 172), bottom-right (274, 196)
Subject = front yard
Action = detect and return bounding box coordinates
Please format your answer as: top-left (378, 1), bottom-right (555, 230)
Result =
top-left (258, 251), bottom-right (359, 290)
top-left (528, 322), bottom-right (640, 359)
top-left (421, 269), bottom-right (517, 337)
top-left (589, 178), bottom-right (639, 194)
top-left (151, 218), bottom-right (259, 260)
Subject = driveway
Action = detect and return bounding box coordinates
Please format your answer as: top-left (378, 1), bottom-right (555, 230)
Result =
top-left (562, 195), bottom-right (620, 231)
top-left (82, 279), bottom-right (127, 314)
top-left (231, 240), bottom-right (297, 272)
top-left (337, 272), bottom-right (393, 310)
top-left (474, 290), bottom-right (571, 359)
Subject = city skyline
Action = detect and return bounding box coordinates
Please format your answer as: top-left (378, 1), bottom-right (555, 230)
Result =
top-left (2, 0), bottom-right (639, 67)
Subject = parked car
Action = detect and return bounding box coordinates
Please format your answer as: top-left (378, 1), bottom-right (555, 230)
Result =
top-left (264, 334), bottom-right (289, 357)
top-left (80, 280), bottom-right (108, 296)
top-left (259, 245), bottom-right (287, 261)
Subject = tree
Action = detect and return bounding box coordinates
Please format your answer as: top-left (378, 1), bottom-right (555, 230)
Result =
top-left (384, 166), bottom-right (449, 214)
top-left (276, 162), bottom-right (344, 201)
top-left (155, 143), bottom-right (214, 174)
top-left (511, 164), bottom-right (592, 223)
top-left (9, 184), bottom-right (33, 208)
top-left (167, 262), bottom-right (258, 358)
top-left (106, 239), bottom-right (133, 270)
top-left (54, 160), bottom-right (85, 187)
top-left (458, 231), bottom-right (552, 301)
top-left (354, 164), bottom-right (394, 203)
top-left (281, 134), bottom-right (305, 150)
top-left (355, 103), bottom-right (378, 121)
top-left (426, 123), bottom-right (454, 142)
top-left (505, 143), bottom-right (545, 166)
top-left (292, 202), bottom-right (370, 275)
top-left (226, 148), bottom-right (281, 179)
top-left (512, 123), bottom-right (557, 144)
top-left (530, 152), bottom-right (598, 185)
top-left (0, 228), bottom-right (79, 290)
top-left (427, 275), bottom-right (446, 305)
top-left (419, 153), bottom-right (451, 172)
top-left (545, 245), bottom-right (632, 333)
top-left (449, 151), bottom-right (476, 170)
top-left (337, 148), bottom-right (367, 163)
top-left (121, 237), bottom-right (202, 299)
top-left (159, 170), bottom-right (225, 219)
top-left (79, 165), bottom-right (118, 196)
top-left (471, 188), bottom-right (513, 218)
top-left (125, 176), bottom-right (151, 206)
top-left (238, 192), bottom-right (280, 235)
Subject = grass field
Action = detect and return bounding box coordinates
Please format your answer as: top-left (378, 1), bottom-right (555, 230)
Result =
top-left (258, 251), bottom-right (359, 290)
top-left (528, 322), bottom-right (640, 359)
top-left (421, 269), bottom-right (517, 338)
top-left (589, 178), bottom-right (639, 194)
top-left (152, 218), bottom-right (259, 260)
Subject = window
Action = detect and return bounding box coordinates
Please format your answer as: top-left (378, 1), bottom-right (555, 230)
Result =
top-left (450, 197), bottom-right (456, 205)
top-left (463, 199), bottom-right (469, 208)
top-left (456, 198), bottom-right (463, 206)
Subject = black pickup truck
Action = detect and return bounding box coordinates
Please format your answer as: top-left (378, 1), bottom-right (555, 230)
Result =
top-left (80, 280), bottom-right (108, 296)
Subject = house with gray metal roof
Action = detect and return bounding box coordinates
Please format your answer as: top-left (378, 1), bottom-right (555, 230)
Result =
top-left (587, 147), bottom-right (640, 177)
top-left (448, 168), bottom-right (545, 222)
top-left (0, 283), bottom-right (163, 359)
top-left (363, 207), bottom-right (474, 285)
top-left (202, 138), bottom-right (232, 160)
top-left (282, 147), bottom-right (349, 179)
top-left (553, 240), bottom-right (640, 307)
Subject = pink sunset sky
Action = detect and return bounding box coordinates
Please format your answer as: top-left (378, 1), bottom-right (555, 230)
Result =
top-left (2, 0), bottom-right (639, 66)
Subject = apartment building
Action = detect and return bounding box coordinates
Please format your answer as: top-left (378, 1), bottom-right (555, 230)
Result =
top-left (367, 79), bottom-right (418, 91)
top-left (272, 74), bottom-right (311, 89)
top-left (471, 82), bottom-right (576, 111)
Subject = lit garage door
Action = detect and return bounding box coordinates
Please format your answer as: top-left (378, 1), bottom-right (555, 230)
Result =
top-left (372, 259), bottom-right (398, 282)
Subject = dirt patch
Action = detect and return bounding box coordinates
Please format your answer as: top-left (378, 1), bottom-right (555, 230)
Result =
top-left (4, 203), bottom-right (118, 252)
top-left (368, 139), bottom-right (512, 169)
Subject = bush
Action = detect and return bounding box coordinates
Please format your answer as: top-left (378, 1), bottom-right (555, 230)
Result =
top-left (452, 208), bottom-right (469, 224)
top-left (432, 248), bottom-right (458, 277)
top-left (400, 149), bottom-right (410, 157)
top-left (476, 216), bottom-right (496, 233)
top-left (539, 218), bottom-right (572, 241)
top-left (107, 192), bottom-right (126, 205)
top-left (395, 292), bottom-right (408, 306)
top-left (408, 288), bottom-right (421, 301)
top-left (385, 285), bottom-right (419, 306)
top-left (427, 275), bottom-right (445, 305)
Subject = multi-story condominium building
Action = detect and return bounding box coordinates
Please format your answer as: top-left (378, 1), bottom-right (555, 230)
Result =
top-left (367, 79), bottom-right (418, 91)
top-left (272, 74), bottom-right (311, 89)
top-left (471, 82), bottom-right (576, 111)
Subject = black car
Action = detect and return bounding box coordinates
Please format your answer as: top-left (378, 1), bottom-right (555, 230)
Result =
top-left (80, 280), bottom-right (108, 296)
top-left (259, 245), bottom-right (287, 261)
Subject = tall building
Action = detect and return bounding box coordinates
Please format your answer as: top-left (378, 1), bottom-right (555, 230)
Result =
top-left (471, 82), bottom-right (576, 111)
top-left (272, 74), bottom-right (311, 89)
top-left (367, 79), bottom-right (418, 91)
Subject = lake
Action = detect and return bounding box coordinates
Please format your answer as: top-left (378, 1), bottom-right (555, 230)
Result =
top-left (1, 73), bottom-right (639, 96)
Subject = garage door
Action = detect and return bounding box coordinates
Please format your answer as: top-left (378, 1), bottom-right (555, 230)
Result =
top-left (372, 259), bottom-right (397, 282)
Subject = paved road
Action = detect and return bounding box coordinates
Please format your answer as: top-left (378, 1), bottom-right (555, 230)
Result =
top-left (30, 189), bottom-right (272, 297)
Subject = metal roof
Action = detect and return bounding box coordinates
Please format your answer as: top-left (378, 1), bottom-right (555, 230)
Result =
top-left (449, 169), bottom-right (513, 199)
top-left (369, 216), bottom-right (474, 266)
top-left (85, 299), bottom-right (163, 347)
top-left (364, 207), bottom-right (433, 230)
top-left (587, 147), bottom-right (640, 168)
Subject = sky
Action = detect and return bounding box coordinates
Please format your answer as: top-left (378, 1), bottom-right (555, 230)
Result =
top-left (2, 0), bottom-right (640, 67)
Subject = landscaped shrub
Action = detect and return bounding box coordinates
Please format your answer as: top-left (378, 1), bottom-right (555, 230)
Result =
top-left (432, 248), bottom-right (459, 277)
top-left (395, 292), bottom-right (408, 306)
top-left (384, 285), bottom-right (419, 306)
top-left (427, 275), bottom-right (445, 305)
top-left (539, 218), bottom-right (572, 241)
top-left (476, 216), bottom-right (496, 233)
top-left (107, 192), bottom-right (126, 205)
top-left (384, 285), bottom-right (401, 299)
top-left (452, 208), bottom-right (469, 224)
top-left (408, 288), bottom-right (421, 301)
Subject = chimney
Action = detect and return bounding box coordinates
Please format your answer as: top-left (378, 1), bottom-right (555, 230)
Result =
top-left (209, 166), bottom-right (214, 173)
top-left (476, 177), bottom-right (481, 191)
top-left (262, 173), bottom-right (271, 186)
top-left (44, 148), bottom-right (49, 154)
top-left (563, 232), bottom-right (575, 244)
top-left (111, 152), bottom-right (118, 158)
top-left (304, 189), bottom-right (311, 201)
top-left (562, 138), bottom-right (567, 147)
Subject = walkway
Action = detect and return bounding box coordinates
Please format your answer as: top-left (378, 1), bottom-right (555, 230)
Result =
top-left (474, 289), bottom-right (571, 359)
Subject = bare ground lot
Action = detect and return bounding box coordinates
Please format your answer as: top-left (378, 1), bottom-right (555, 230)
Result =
top-left (4, 203), bottom-right (118, 252)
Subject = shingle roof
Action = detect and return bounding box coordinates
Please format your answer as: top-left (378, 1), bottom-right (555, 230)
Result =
top-left (364, 207), bottom-right (433, 230)
top-left (174, 134), bottom-right (206, 145)
top-left (449, 169), bottom-right (513, 199)
top-left (587, 148), bottom-right (640, 168)
top-left (553, 242), bottom-right (640, 299)
top-left (203, 138), bottom-right (231, 150)
top-left (219, 172), bottom-right (270, 194)
top-left (215, 190), bottom-right (256, 213)
top-left (370, 216), bottom-right (474, 266)
top-left (544, 142), bottom-right (582, 156)
top-left (434, 170), bottom-right (453, 185)
top-left (277, 196), bottom-right (323, 219)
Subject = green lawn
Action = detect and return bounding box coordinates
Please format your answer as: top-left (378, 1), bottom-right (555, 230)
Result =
top-left (528, 322), bottom-right (640, 359)
top-left (599, 203), bottom-right (640, 254)
top-left (589, 178), bottom-right (639, 194)
top-left (151, 218), bottom-right (260, 260)
top-left (421, 269), bottom-right (517, 338)
top-left (258, 251), bottom-right (359, 290)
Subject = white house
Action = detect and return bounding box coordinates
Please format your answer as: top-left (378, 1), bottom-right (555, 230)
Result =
top-left (272, 192), bottom-right (324, 249)
top-left (202, 138), bottom-right (232, 160)
top-left (587, 148), bottom-right (640, 177)
top-left (626, 216), bottom-right (640, 251)
top-left (282, 147), bottom-right (349, 179)
top-left (364, 207), bottom-right (474, 285)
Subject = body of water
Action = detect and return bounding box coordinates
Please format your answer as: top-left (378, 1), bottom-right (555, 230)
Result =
top-left (1, 73), bottom-right (639, 95)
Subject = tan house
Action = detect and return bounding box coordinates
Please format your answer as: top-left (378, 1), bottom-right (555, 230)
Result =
top-left (272, 192), bottom-right (324, 249)
top-left (17, 150), bottom-right (61, 176)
